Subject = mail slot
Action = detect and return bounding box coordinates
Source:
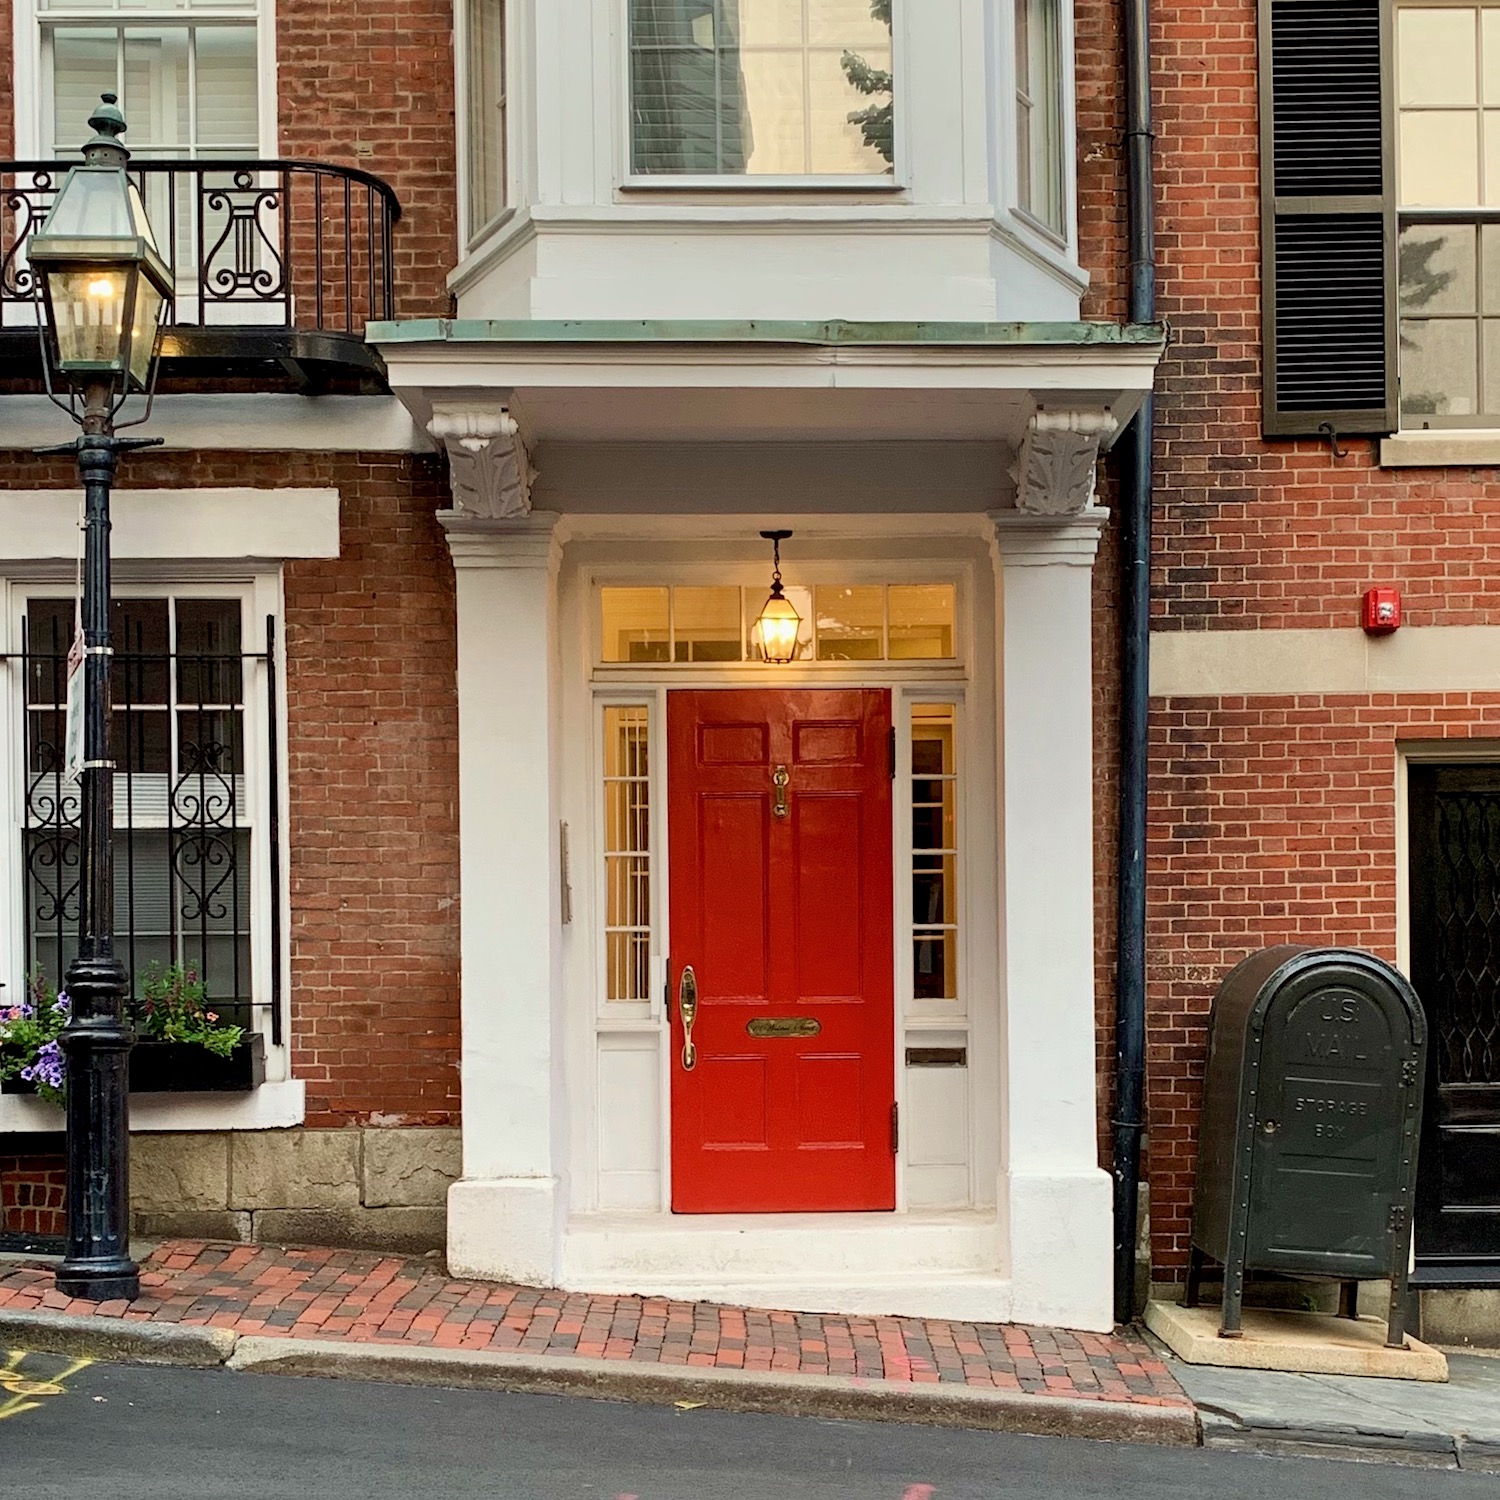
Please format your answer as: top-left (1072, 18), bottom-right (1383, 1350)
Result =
top-left (1186, 945), bottom-right (1427, 1348)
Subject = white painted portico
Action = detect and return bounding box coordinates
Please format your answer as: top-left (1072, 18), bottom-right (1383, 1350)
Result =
top-left (376, 321), bottom-right (1160, 1332)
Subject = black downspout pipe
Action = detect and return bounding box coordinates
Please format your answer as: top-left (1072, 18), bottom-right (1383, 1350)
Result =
top-left (1112, 0), bottom-right (1156, 1325)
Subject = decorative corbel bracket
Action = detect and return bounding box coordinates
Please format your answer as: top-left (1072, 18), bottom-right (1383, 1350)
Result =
top-left (1012, 408), bottom-right (1119, 516)
top-left (427, 405), bottom-right (536, 519)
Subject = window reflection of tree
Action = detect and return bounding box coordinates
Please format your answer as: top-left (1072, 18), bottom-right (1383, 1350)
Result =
top-left (842, 0), bottom-right (894, 166)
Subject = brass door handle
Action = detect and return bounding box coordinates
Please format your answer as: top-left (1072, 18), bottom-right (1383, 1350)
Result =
top-left (772, 764), bottom-right (790, 819)
top-left (678, 965), bottom-right (699, 1071)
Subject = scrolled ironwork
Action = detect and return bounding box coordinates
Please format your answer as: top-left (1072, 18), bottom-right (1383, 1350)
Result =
top-left (2, 158), bottom-right (400, 334)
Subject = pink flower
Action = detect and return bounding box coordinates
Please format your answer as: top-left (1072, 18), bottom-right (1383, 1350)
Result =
top-left (206, 1012), bottom-right (218, 1023)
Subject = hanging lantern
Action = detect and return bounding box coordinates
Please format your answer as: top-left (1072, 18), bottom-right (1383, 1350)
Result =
top-left (754, 529), bottom-right (801, 664)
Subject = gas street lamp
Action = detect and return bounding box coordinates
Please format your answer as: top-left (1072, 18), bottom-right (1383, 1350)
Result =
top-left (29, 92), bottom-right (171, 1302)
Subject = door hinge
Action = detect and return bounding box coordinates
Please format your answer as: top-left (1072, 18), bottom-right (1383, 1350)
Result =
top-left (891, 1101), bottom-right (900, 1154)
top-left (889, 726), bottom-right (897, 780)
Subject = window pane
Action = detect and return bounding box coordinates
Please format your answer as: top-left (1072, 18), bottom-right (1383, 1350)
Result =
top-left (1482, 319), bottom-right (1500, 415)
top-left (51, 28), bottom-right (118, 152)
top-left (1486, 9), bottom-right (1500, 103)
top-left (673, 586), bottom-right (742, 661)
top-left (888, 584), bottom-right (955, 659)
top-left (602, 587), bottom-right (670, 663)
top-left (1483, 224), bottom-right (1500, 313)
top-left (122, 28), bottom-right (192, 151)
top-left (1400, 112), bottom-right (1481, 206)
top-left (195, 26), bottom-right (258, 148)
top-left (176, 598), bottom-right (243, 705)
top-left (740, 49), bottom-right (808, 173)
top-left (1017, 0), bottom-right (1064, 230)
top-left (1400, 317), bottom-right (1480, 417)
top-left (630, 0), bottom-right (894, 175)
top-left (1398, 8), bottom-right (1478, 106)
top-left (112, 598), bottom-right (170, 703)
top-left (604, 706), bottom-right (652, 1002)
top-left (911, 705), bottom-right (957, 1001)
top-left (1399, 223), bottom-right (1478, 315)
top-left (467, 0), bottom-right (507, 237)
top-left (815, 584), bottom-right (883, 660)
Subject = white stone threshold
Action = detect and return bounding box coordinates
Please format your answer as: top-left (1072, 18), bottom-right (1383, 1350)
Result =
top-left (559, 1209), bottom-right (1015, 1323)
top-left (0, 1080), bottom-right (306, 1133)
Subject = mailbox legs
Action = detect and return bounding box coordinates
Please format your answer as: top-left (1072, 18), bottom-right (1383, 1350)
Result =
top-left (1183, 1246), bottom-right (1205, 1308)
top-left (1338, 1281), bottom-right (1359, 1320)
top-left (1387, 1262), bottom-right (1411, 1349)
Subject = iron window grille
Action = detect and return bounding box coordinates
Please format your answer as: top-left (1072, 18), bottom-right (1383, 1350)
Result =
top-left (14, 598), bottom-right (283, 1047)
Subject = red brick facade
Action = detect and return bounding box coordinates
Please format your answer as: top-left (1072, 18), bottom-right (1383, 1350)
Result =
top-left (1, 1155), bottom-right (66, 1238)
top-left (1074, 0), bottom-right (1500, 1277)
top-left (0, 451), bottom-right (462, 1131)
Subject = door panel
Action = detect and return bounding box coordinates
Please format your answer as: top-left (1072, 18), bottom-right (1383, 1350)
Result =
top-left (1409, 764), bottom-right (1500, 1266)
top-left (668, 688), bottom-right (895, 1213)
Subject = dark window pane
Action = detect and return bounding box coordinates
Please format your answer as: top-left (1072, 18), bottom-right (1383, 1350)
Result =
top-left (112, 598), bottom-right (170, 703)
top-left (176, 598), bottom-right (243, 704)
top-left (112, 708), bottom-right (171, 774)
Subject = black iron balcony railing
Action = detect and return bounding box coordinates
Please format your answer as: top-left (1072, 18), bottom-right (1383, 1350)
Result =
top-left (1, 158), bottom-right (401, 386)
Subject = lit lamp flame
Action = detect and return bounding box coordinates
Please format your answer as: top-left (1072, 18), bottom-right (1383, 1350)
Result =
top-left (754, 529), bottom-right (801, 664)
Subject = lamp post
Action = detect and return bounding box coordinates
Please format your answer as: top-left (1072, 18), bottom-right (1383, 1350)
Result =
top-left (29, 93), bottom-right (171, 1301)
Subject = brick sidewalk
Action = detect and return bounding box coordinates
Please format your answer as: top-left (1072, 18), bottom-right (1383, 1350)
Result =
top-left (0, 1239), bottom-right (1188, 1409)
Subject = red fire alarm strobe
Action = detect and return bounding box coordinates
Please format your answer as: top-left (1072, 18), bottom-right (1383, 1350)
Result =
top-left (1362, 587), bottom-right (1402, 634)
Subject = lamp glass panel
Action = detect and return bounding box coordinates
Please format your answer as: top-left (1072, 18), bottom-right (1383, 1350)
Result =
top-left (41, 167), bottom-right (135, 239)
top-left (46, 266), bottom-right (129, 370)
top-left (127, 273), bottom-right (164, 388)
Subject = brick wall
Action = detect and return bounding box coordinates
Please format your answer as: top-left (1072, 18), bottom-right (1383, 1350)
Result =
top-left (1, 1155), bottom-right (66, 1238)
top-left (1083, 0), bottom-right (1500, 1276)
top-left (277, 0), bottom-right (457, 317)
top-left (0, 0), bottom-right (456, 315)
top-left (0, 451), bottom-right (461, 1130)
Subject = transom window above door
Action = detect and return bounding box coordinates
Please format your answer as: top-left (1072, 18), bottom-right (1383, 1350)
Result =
top-left (599, 583), bottom-right (955, 664)
top-left (628, 0), bottom-right (896, 179)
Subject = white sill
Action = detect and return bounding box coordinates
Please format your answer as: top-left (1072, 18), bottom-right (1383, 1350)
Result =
top-left (0, 1078), bottom-right (305, 1133)
top-left (619, 174), bottom-right (905, 193)
top-left (1380, 429), bottom-right (1500, 466)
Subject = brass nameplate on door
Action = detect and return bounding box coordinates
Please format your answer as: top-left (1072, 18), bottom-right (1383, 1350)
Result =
top-left (747, 1016), bottom-right (822, 1039)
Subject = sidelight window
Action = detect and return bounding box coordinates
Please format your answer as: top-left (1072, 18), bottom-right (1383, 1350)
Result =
top-left (628, 0), bottom-right (896, 179)
top-left (602, 705), bottom-right (653, 1002)
top-left (464, 0), bottom-right (508, 242)
top-left (910, 703), bottom-right (958, 1003)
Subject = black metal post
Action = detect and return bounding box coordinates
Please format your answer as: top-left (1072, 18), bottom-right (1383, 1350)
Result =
top-left (54, 382), bottom-right (139, 1302)
top-left (1112, 0), bottom-right (1157, 1325)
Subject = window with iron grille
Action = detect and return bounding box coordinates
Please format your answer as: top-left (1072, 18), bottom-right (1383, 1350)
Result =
top-left (18, 591), bottom-right (282, 1047)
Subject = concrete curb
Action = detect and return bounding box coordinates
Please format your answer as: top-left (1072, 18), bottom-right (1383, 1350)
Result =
top-left (0, 1309), bottom-right (1199, 1447)
top-left (0, 1308), bottom-right (236, 1368)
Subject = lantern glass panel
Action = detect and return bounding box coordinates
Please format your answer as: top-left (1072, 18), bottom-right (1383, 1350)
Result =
top-left (45, 266), bottom-right (129, 371)
top-left (128, 273), bottom-right (164, 388)
top-left (754, 592), bottom-right (802, 663)
top-left (42, 166), bottom-right (135, 239)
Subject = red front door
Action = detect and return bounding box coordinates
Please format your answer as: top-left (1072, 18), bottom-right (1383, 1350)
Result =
top-left (667, 689), bottom-right (895, 1213)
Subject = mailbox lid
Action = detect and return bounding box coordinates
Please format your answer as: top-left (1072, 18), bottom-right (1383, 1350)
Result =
top-left (1245, 950), bottom-right (1426, 1276)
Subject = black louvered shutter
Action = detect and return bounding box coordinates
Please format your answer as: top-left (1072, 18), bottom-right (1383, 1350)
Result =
top-left (1260, 0), bottom-right (1396, 436)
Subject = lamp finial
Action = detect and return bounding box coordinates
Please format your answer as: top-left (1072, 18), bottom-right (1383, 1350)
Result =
top-left (83, 92), bottom-right (130, 167)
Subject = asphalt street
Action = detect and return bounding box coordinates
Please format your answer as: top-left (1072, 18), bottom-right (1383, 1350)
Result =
top-left (0, 1354), bottom-right (1490, 1499)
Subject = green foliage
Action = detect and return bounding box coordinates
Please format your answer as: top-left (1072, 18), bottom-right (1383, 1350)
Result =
top-left (840, 0), bottom-right (895, 165)
top-left (139, 964), bottom-right (244, 1058)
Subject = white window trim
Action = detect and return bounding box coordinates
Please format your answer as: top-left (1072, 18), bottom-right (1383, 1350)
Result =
top-left (0, 568), bottom-right (296, 1132)
top-left (615, 0), bottom-right (911, 193)
top-left (11, 0), bottom-right (278, 160)
top-left (456, 0), bottom-right (518, 252)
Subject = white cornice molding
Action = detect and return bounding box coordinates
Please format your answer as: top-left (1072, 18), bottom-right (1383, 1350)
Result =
top-left (1011, 409), bottom-right (1119, 516)
top-left (989, 506), bottom-right (1109, 568)
top-left (441, 511), bottom-right (566, 572)
top-left (428, 403), bottom-right (537, 519)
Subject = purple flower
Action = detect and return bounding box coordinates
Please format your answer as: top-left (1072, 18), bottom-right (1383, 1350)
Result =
top-left (21, 1040), bottom-right (64, 1091)
top-left (52, 992), bottom-right (70, 1015)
